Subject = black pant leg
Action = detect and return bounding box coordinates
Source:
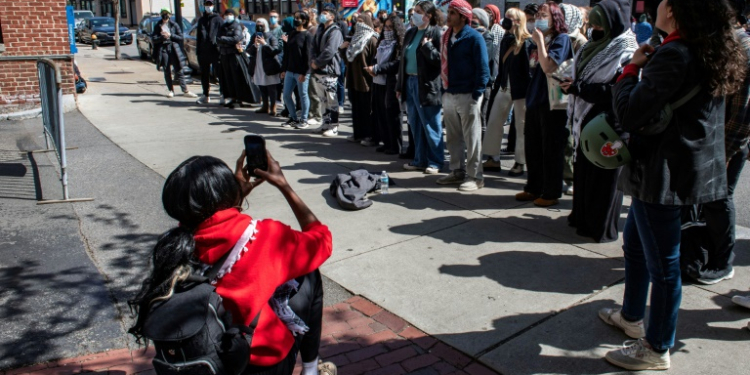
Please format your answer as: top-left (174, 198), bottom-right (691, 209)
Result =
top-left (260, 86), bottom-right (269, 109)
top-left (288, 270), bottom-right (324, 363)
top-left (385, 92), bottom-right (401, 153)
top-left (507, 110), bottom-right (516, 152)
top-left (540, 109), bottom-right (568, 200)
top-left (524, 108), bottom-right (543, 195)
top-left (198, 55), bottom-right (213, 96)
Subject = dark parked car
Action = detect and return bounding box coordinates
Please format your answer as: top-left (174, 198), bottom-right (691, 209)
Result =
top-left (136, 14), bottom-right (192, 61)
top-left (79, 17), bottom-right (133, 45)
top-left (183, 19), bottom-right (256, 73)
top-left (74, 10), bottom-right (94, 42)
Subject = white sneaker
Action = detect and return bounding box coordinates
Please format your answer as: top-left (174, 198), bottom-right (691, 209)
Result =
top-left (219, 96), bottom-right (226, 105)
top-left (166, 91), bottom-right (174, 98)
top-left (196, 95), bottom-right (210, 104)
top-left (312, 123), bottom-right (330, 134)
top-left (458, 178), bottom-right (484, 191)
top-left (295, 121), bottom-right (310, 129)
top-left (598, 307), bottom-right (646, 339)
top-left (564, 182), bottom-right (574, 196)
top-left (322, 125), bottom-right (338, 137)
top-left (424, 167), bottom-right (439, 174)
top-left (360, 138), bottom-right (377, 147)
top-left (436, 171), bottom-right (466, 185)
top-left (183, 91), bottom-right (198, 98)
top-left (605, 338), bottom-right (670, 371)
top-left (732, 294), bottom-right (750, 309)
top-left (307, 118), bottom-right (322, 126)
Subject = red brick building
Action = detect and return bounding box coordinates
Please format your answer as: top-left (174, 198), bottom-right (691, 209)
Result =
top-left (0, 1), bottom-right (76, 114)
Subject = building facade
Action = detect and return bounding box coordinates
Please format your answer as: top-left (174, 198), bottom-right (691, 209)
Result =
top-left (0, 1), bottom-right (76, 114)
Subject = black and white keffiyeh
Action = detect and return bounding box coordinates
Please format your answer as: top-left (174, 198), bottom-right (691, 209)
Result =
top-left (347, 22), bottom-right (375, 62)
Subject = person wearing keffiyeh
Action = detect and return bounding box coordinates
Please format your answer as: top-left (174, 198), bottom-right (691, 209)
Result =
top-left (340, 14), bottom-right (379, 145)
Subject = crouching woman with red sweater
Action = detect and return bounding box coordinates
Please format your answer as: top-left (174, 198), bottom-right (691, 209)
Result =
top-left (129, 150), bottom-right (336, 375)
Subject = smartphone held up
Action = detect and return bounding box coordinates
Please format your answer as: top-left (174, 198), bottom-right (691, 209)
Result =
top-left (244, 135), bottom-right (268, 177)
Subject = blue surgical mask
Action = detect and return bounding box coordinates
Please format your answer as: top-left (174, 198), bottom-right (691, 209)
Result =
top-left (535, 19), bottom-right (549, 32)
top-left (269, 16), bottom-right (278, 25)
top-left (318, 14), bottom-right (328, 24)
top-left (205, 6), bottom-right (214, 13)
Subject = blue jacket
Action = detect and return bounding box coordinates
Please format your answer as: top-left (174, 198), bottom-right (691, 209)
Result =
top-left (444, 25), bottom-right (489, 100)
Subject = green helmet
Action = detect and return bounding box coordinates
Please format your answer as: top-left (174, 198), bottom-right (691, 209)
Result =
top-left (580, 113), bottom-right (631, 169)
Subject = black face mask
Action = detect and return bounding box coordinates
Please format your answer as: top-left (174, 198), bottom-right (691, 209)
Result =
top-left (257, 26), bottom-right (265, 33)
top-left (591, 29), bottom-right (605, 41)
top-left (161, 14), bottom-right (169, 21)
top-left (501, 18), bottom-right (513, 31)
top-left (293, 19), bottom-right (302, 27)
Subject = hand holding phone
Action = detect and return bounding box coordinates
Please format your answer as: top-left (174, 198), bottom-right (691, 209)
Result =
top-left (244, 135), bottom-right (268, 177)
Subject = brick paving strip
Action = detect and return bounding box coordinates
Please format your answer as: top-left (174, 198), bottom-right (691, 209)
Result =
top-left (1, 297), bottom-right (498, 375)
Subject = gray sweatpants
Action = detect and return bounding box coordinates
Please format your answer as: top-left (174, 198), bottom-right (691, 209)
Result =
top-left (443, 92), bottom-right (483, 180)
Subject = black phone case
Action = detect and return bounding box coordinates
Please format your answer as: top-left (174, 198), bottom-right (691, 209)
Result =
top-left (244, 135), bottom-right (268, 177)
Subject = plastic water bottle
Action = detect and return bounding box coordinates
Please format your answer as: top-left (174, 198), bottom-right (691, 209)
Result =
top-left (380, 171), bottom-right (389, 195)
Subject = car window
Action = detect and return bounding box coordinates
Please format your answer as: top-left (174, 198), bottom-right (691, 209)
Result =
top-left (91, 18), bottom-right (116, 28)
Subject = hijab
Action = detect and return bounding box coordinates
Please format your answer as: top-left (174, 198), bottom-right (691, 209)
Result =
top-left (347, 17), bottom-right (375, 62)
top-left (576, 6), bottom-right (610, 75)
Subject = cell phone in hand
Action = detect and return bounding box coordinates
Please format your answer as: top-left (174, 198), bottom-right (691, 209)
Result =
top-left (256, 32), bottom-right (263, 39)
top-left (244, 135), bottom-right (268, 177)
top-left (549, 75), bottom-right (566, 83)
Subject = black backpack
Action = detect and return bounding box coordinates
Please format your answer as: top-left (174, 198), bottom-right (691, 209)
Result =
top-left (141, 253), bottom-right (260, 375)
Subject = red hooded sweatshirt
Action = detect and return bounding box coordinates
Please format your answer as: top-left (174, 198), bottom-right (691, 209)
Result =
top-left (193, 208), bottom-right (332, 366)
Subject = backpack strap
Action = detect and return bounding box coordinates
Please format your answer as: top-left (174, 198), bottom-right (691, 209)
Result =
top-left (671, 85), bottom-right (702, 110)
top-left (204, 251), bottom-right (233, 282)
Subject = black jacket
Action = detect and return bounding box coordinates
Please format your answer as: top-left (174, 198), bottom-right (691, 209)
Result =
top-left (196, 12), bottom-right (223, 58)
top-left (247, 32), bottom-right (282, 76)
top-left (281, 30), bottom-right (313, 75)
top-left (217, 21), bottom-right (243, 56)
top-left (311, 23), bottom-right (343, 76)
top-left (151, 20), bottom-right (186, 69)
top-left (613, 39), bottom-right (727, 205)
top-left (396, 25), bottom-right (442, 106)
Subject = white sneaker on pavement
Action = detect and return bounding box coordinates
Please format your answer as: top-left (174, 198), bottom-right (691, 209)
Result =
top-left (322, 125), bottom-right (338, 137)
top-left (424, 166), bottom-right (439, 174)
top-left (166, 91), bottom-right (174, 98)
top-left (196, 95), bottom-right (210, 104)
top-left (598, 307), bottom-right (646, 339)
top-left (183, 91), bottom-right (198, 98)
top-left (307, 118), bottom-right (322, 126)
top-left (732, 294), bottom-right (750, 309)
top-left (312, 123), bottom-right (330, 134)
top-left (458, 178), bottom-right (484, 191)
top-left (605, 338), bottom-right (670, 371)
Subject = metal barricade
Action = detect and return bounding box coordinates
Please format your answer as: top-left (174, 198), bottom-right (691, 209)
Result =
top-left (35, 59), bottom-right (92, 204)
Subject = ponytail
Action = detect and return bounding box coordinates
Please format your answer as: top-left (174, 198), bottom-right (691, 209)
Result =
top-left (128, 226), bottom-right (197, 344)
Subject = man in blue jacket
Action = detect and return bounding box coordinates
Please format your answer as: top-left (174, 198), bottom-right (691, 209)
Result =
top-left (436, 0), bottom-right (490, 191)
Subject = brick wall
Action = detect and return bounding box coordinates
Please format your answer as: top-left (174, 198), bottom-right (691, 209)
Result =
top-left (0, 1), bottom-right (76, 114)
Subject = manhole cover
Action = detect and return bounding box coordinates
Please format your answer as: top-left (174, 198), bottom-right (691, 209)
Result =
top-left (103, 71), bottom-right (135, 74)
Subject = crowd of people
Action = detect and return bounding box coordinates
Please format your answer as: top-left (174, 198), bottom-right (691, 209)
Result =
top-left (136, 0), bottom-right (750, 373)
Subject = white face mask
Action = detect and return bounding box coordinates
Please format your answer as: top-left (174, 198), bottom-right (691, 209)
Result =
top-left (225, 15), bottom-right (235, 23)
top-left (412, 13), bottom-right (425, 28)
top-left (527, 22), bottom-right (535, 33)
top-left (205, 6), bottom-right (213, 13)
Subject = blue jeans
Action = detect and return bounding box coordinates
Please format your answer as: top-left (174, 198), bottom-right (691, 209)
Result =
top-left (621, 198), bottom-right (682, 352)
top-left (405, 76), bottom-right (444, 169)
top-left (283, 72), bottom-right (310, 122)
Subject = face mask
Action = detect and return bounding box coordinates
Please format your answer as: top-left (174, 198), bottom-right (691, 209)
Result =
top-left (527, 21), bottom-right (535, 32)
top-left (412, 13), bottom-right (425, 27)
top-left (535, 19), bottom-right (549, 32)
top-left (269, 16), bottom-right (278, 25)
top-left (293, 19), bottom-right (302, 27)
top-left (318, 14), bottom-right (328, 24)
top-left (225, 15), bottom-right (235, 23)
top-left (205, 6), bottom-right (213, 13)
top-left (591, 29), bottom-right (605, 41)
top-left (501, 18), bottom-right (513, 31)
top-left (161, 14), bottom-right (169, 21)
top-left (471, 21), bottom-right (480, 29)
top-left (257, 25), bottom-right (265, 33)
top-left (384, 30), bottom-right (394, 40)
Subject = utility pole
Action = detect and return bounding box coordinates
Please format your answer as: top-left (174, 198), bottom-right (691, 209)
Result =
top-left (114, 0), bottom-right (121, 60)
top-left (174, 0), bottom-right (183, 31)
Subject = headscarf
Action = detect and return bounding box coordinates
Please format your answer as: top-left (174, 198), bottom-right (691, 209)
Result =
top-left (281, 17), bottom-right (294, 33)
top-left (256, 18), bottom-right (269, 34)
top-left (347, 18), bottom-right (375, 62)
top-left (441, 0), bottom-right (474, 89)
top-left (560, 3), bottom-right (584, 33)
top-left (576, 6), bottom-right (610, 75)
top-left (485, 5), bottom-right (501, 27)
top-left (472, 8), bottom-right (489, 30)
top-left (485, 4), bottom-right (504, 57)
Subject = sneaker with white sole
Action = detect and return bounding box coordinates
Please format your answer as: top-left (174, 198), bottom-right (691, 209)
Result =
top-left (183, 91), bottom-right (198, 98)
top-left (598, 307), bottom-right (646, 339)
top-left (564, 182), bottom-right (574, 196)
top-left (732, 294), bottom-right (750, 309)
top-left (424, 166), bottom-right (439, 174)
top-left (346, 135), bottom-right (361, 143)
top-left (318, 360), bottom-right (337, 375)
top-left (196, 95), bottom-right (210, 104)
top-left (166, 91), bottom-right (174, 98)
top-left (361, 138), bottom-right (378, 147)
top-left (605, 338), bottom-right (670, 371)
top-left (695, 266), bottom-right (734, 285)
top-left (281, 119), bottom-right (298, 128)
top-left (219, 96), bottom-right (227, 105)
top-left (508, 163), bottom-right (525, 177)
top-left (436, 171), bottom-right (466, 185)
top-left (295, 121), bottom-right (310, 129)
top-left (312, 123), bottom-right (330, 134)
top-left (403, 163), bottom-right (425, 171)
top-left (458, 178), bottom-right (484, 191)
top-left (307, 118), bottom-right (322, 126)
top-left (322, 125), bottom-right (338, 137)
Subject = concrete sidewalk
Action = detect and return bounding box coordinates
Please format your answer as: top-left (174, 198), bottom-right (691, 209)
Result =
top-left (25, 46), bottom-right (750, 373)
